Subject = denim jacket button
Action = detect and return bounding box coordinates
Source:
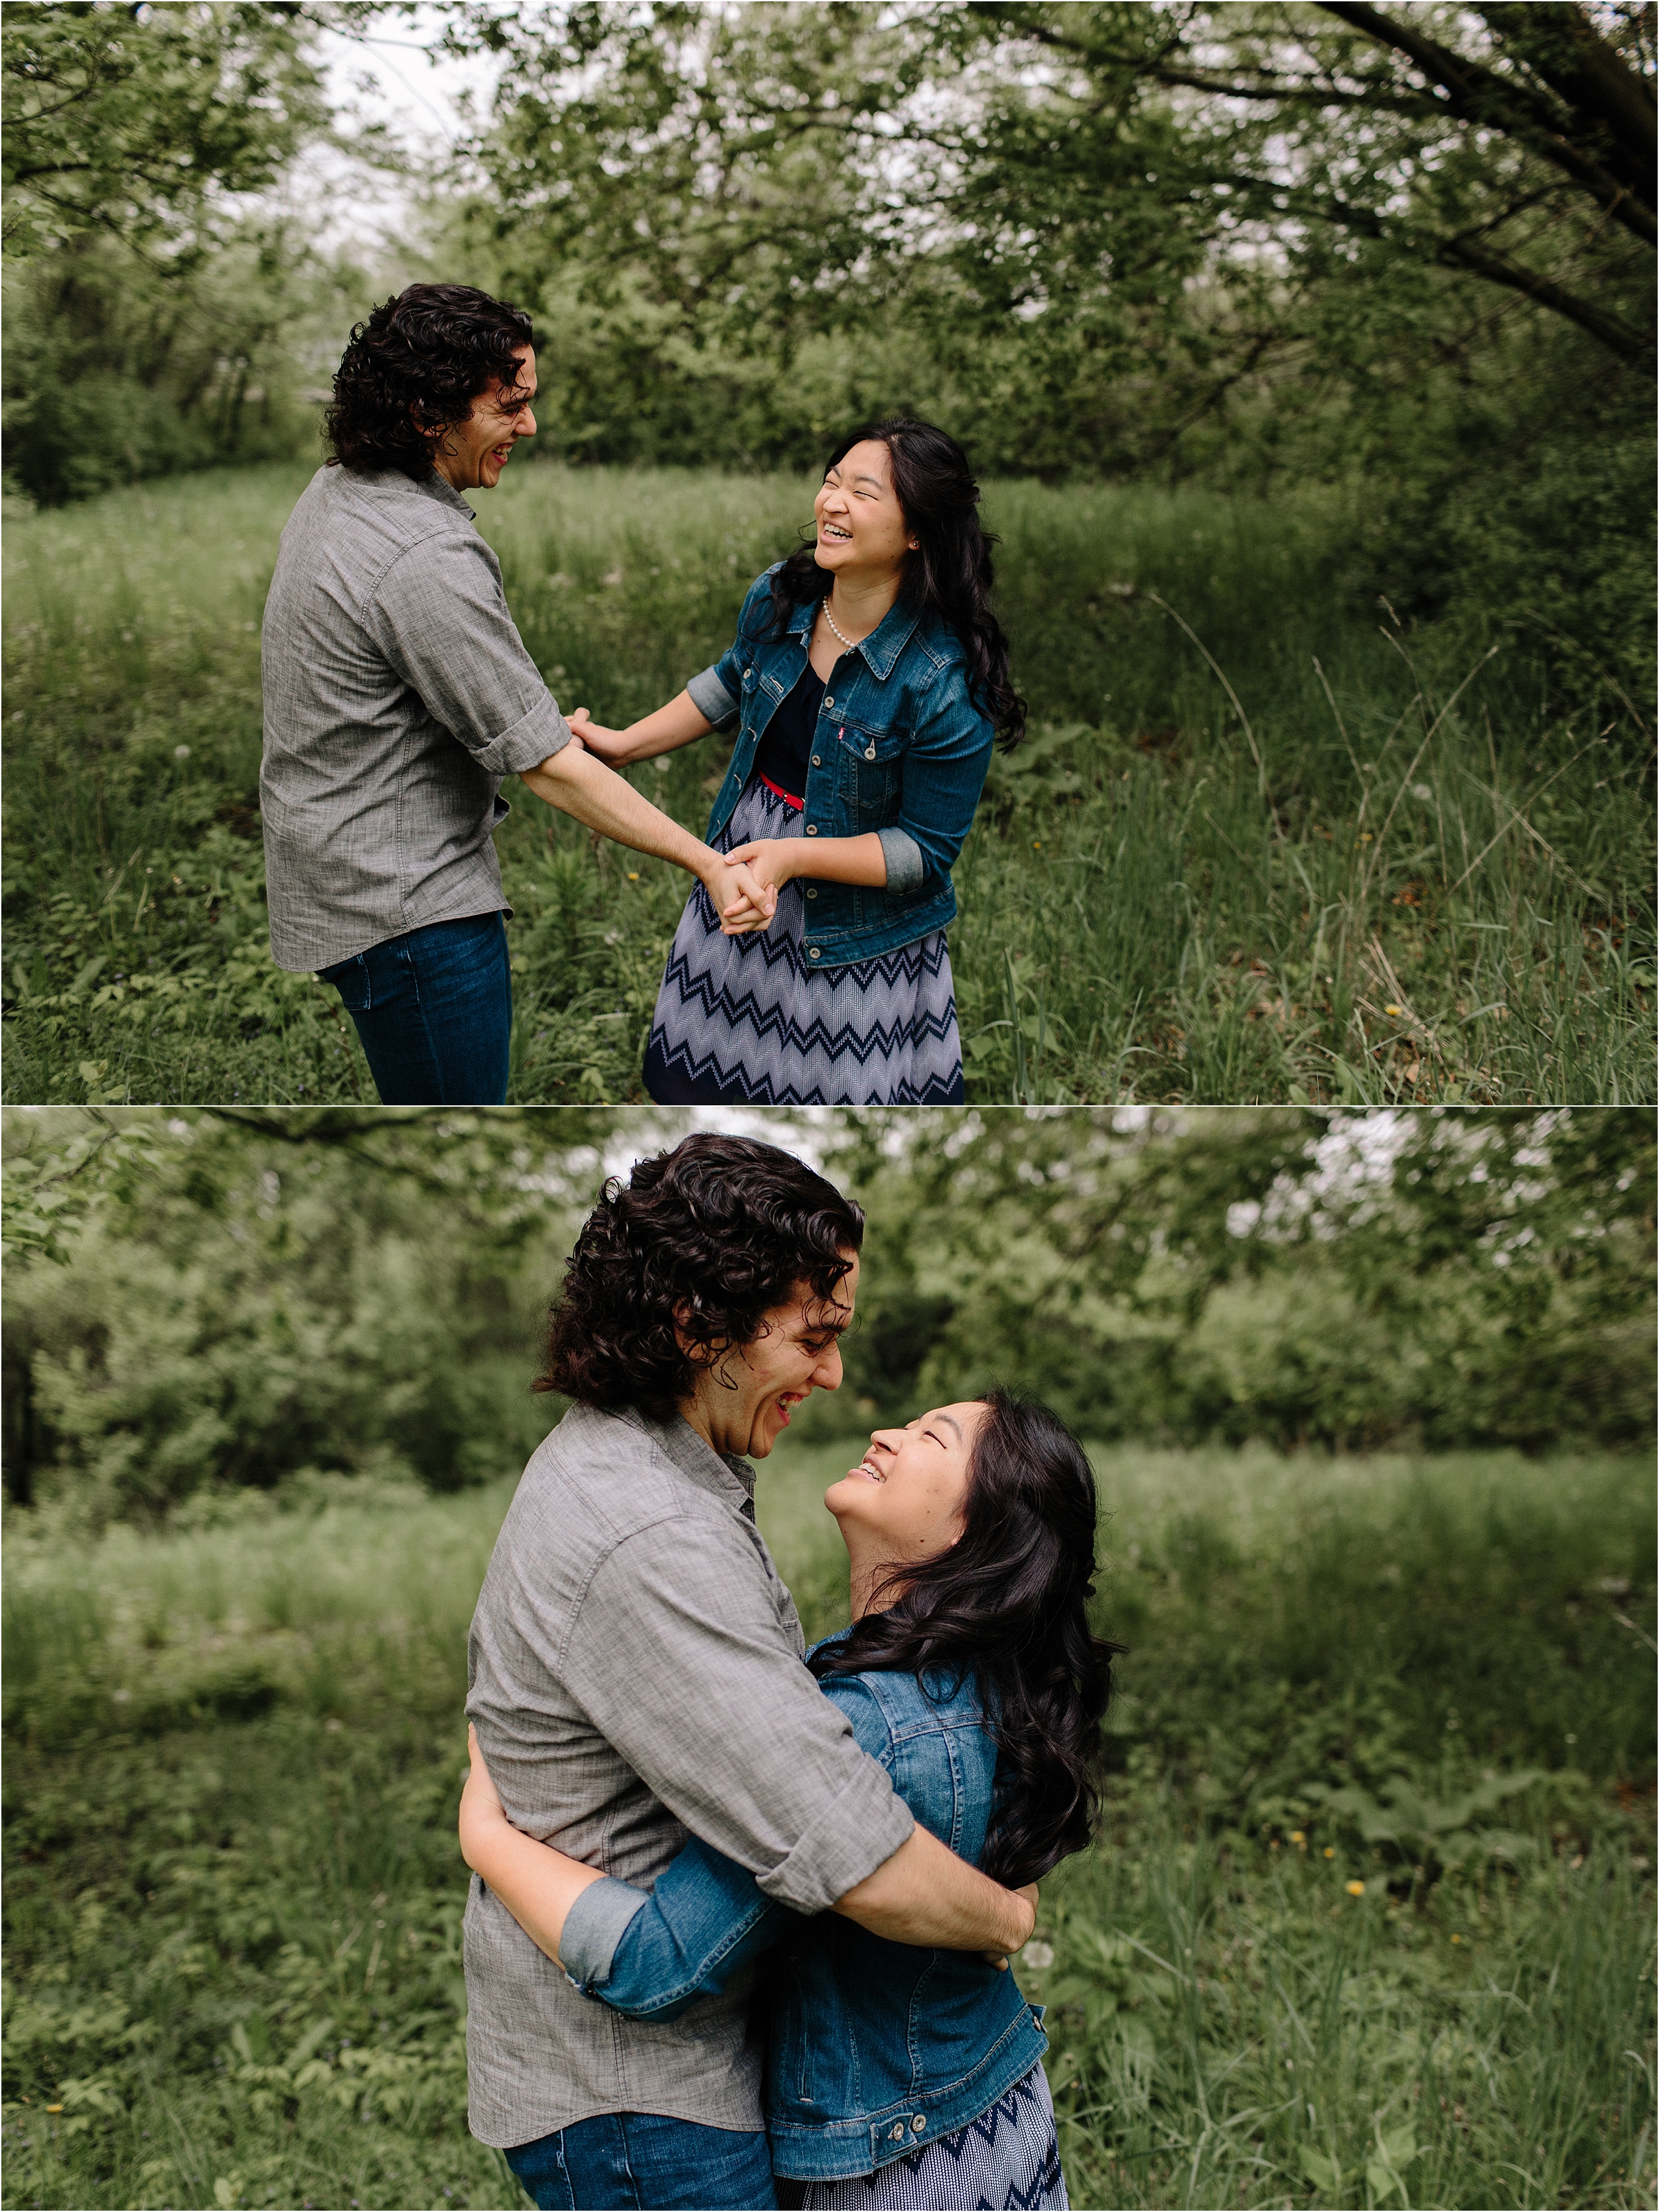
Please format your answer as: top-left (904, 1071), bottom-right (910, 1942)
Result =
top-left (806, 888), bottom-right (817, 899)
top-left (825, 695), bottom-right (834, 709)
top-left (912, 2116), bottom-right (927, 2132)
top-left (865, 744), bottom-right (877, 759)
top-left (808, 947), bottom-right (821, 959)
top-left (889, 2124), bottom-right (906, 2142)
top-left (805, 823), bottom-right (818, 835)
top-left (811, 755), bottom-right (821, 767)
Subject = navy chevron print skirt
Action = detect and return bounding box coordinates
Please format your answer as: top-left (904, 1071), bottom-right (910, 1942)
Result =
top-left (797, 2064), bottom-right (1068, 2210)
top-left (642, 777), bottom-right (965, 1106)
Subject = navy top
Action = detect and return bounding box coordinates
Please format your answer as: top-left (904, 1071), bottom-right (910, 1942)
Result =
top-left (752, 659), bottom-right (824, 801)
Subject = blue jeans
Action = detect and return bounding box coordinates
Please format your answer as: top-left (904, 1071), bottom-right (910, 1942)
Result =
top-left (319, 911), bottom-right (511, 1105)
top-left (504, 2111), bottom-right (776, 2211)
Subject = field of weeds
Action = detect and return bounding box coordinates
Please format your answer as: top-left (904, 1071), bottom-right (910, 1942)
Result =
top-left (3, 1442), bottom-right (1653, 2209)
top-left (3, 462), bottom-right (1651, 1105)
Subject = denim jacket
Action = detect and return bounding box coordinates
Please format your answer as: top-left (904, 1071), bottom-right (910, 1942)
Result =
top-left (559, 1646), bottom-right (1047, 2181)
top-left (685, 571), bottom-right (996, 969)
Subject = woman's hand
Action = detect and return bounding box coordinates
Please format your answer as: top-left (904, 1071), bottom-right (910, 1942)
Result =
top-left (566, 708), bottom-right (635, 766)
top-left (705, 855), bottom-right (778, 935)
top-left (459, 1722), bottom-right (508, 1872)
top-left (722, 840), bottom-right (799, 902)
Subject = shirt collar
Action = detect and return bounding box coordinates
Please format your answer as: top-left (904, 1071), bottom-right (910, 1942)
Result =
top-left (613, 1403), bottom-right (758, 1513)
top-left (414, 468), bottom-right (476, 523)
top-left (784, 590), bottom-right (924, 683)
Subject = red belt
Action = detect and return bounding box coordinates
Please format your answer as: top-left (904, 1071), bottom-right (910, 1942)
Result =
top-left (758, 774), bottom-right (805, 811)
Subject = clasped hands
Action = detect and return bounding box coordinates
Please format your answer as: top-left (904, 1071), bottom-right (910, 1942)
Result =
top-left (568, 708), bottom-right (792, 937)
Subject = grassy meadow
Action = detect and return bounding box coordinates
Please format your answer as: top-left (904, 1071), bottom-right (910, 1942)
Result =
top-left (3, 459), bottom-right (1652, 1107)
top-left (3, 1440), bottom-right (1652, 2211)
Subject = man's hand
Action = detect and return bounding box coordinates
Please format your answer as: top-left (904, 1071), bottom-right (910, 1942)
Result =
top-left (713, 855), bottom-right (780, 933)
top-left (520, 742), bottom-right (776, 925)
top-left (832, 1823), bottom-right (1037, 1959)
top-left (985, 1884), bottom-right (1040, 1969)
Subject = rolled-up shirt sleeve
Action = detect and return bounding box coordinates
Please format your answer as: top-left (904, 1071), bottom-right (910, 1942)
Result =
top-left (686, 570), bottom-right (780, 734)
top-left (560, 1515), bottom-right (914, 1914)
top-left (893, 673), bottom-right (995, 888)
top-left (367, 529), bottom-right (573, 776)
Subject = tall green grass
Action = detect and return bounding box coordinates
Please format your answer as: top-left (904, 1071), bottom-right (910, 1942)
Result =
top-left (3, 1444), bottom-right (1652, 2209)
top-left (3, 462), bottom-right (1652, 1103)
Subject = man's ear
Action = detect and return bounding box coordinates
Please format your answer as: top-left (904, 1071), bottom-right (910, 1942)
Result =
top-left (672, 1299), bottom-right (724, 1366)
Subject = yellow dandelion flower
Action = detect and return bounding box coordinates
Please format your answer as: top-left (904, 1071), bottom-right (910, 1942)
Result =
top-left (1290, 1831), bottom-right (1306, 1846)
top-left (46, 2104), bottom-right (64, 2114)
top-left (1345, 1880), bottom-right (1365, 1897)
top-left (1324, 1846), bottom-right (1335, 1859)
top-left (1385, 1003), bottom-right (1403, 1016)
top-left (627, 872), bottom-right (640, 881)
top-left (1451, 1933), bottom-right (1462, 1944)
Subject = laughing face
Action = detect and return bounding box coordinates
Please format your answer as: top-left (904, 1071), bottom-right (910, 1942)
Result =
top-left (824, 1401), bottom-right (988, 1574)
top-left (429, 343), bottom-right (538, 494)
top-left (684, 1252), bottom-right (859, 1461)
top-left (812, 439), bottom-right (918, 582)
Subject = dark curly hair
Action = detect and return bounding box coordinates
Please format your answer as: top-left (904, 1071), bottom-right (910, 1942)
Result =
top-left (323, 283), bottom-right (536, 480)
top-left (768, 418), bottom-right (1027, 750)
top-left (536, 1135), bottom-right (865, 1418)
top-left (810, 1391), bottom-right (1119, 1888)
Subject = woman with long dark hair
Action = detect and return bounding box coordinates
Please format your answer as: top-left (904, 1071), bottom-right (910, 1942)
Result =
top-left (571, 419), bottom-right (1025, 1106)
top-left (461, 1391), bottom-right (1117, 2210)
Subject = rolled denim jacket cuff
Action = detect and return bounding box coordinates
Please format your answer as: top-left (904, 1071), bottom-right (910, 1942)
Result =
top-left (876, 827), bottom-right (926, 894)
top-left (476, 696), bottom-right (573, 776)
top-left (687, 666), bottom-right (739, 732)
top-left (559, 1876), bottom-right (650, 1990)
top-left (755, 1765), bottom-right (915, 1915)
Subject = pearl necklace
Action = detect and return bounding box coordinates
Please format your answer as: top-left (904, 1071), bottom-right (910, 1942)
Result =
top-left (820, 599), bottom-right (861, 651)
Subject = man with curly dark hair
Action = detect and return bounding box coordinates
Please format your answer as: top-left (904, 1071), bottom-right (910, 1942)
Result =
top-left (258, 284), bottom-right (774, 1105)
top-left (464, 1134), bottom-right (1037, 2209)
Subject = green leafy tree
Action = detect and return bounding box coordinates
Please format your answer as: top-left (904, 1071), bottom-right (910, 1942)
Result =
top-left (1, 2), bottom-right (387, 501)
top-left (1, 2), bottom-right (334, 259)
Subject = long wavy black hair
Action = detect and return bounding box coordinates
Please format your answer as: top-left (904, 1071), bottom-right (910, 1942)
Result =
top-left (768, 419), bottom-right (1027, 750)
top-left (324, 283), bottom-right (536, 480)
top-left (536, 1134), bottom-right (863, 1418)
top-left (810, 1391), bottom-right (1119, 1888)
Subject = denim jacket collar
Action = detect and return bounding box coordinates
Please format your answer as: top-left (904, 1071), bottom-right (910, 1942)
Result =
top-left (788, 590), bottom-right (925, 683)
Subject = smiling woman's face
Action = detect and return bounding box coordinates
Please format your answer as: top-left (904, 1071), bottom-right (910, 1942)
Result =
top-left (812, 439), bottom-right (917, 582)
top-left (824, 1401), bottom-right (987, 1572)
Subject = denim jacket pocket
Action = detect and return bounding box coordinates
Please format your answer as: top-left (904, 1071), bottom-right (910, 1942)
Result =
top-left (833, 717), bottom-right (907, 828)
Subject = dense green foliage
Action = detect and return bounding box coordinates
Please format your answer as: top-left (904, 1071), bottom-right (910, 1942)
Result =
top-left (0, 2), bottom-right (360, 505)
top-left (4, 463), bottom-right (1650, 1107)
top-left (441, 0), bottom-right (1655, 681)
top-left (3, 1105), bottom-right (1650, 1531)
top-left (3, 1442), bottom-right (1652, 2210)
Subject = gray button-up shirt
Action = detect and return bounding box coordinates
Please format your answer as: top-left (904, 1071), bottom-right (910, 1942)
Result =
top-left (259, 464), bottom-right (571, 971)
top-left (463, 1401), bottom-right (914, 2148)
